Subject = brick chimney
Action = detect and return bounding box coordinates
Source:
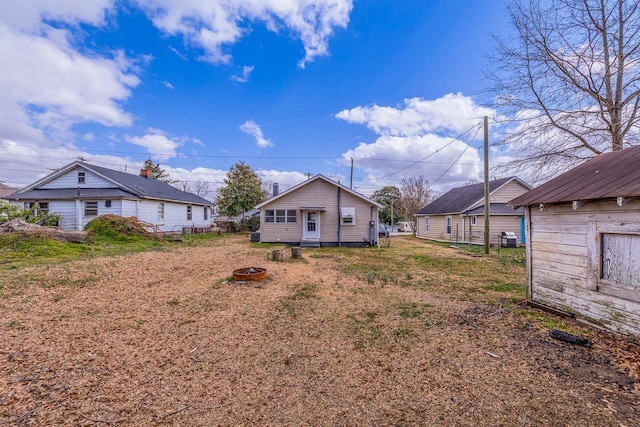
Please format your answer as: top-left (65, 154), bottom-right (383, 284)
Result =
top-left (140, 169), bottom-right (152, 178)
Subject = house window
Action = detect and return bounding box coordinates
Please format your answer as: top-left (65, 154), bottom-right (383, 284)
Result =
top-left (425, 217), bottom-right (430, 232)
top-left (78, 170), bottom-right (86, 184)
top-left (158, 203), bottom-right (165, 220)
top-left (84, 201), bottom-right (98, 217)
top-left (265, 209), bottom-right (296, 223)
top-left (187, 205), bottom-right (192, 221)
top-left (265, 210), bottom-right (275, 223)
top-left (471, 216), bottom-right (477, 226)
top-left (105, 200), bottom-right (112, 208)
top-left (38, 202), bottom-right (49, 215)
top-left (340, 207), bottom-right (356, 225)
top-left (204, 206), bottom-right (208, 220)
top-left (446, 216), bottom-right (452, 235)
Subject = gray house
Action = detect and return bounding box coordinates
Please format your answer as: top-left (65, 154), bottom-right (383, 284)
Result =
top-left (509, 145), bottom-right (640, 335)
top-left (255, 174), bottom-right (383, 247)
top-left (7, 161), bottom-right (212, 232)
top-left (415, 177), bottom-right (531, 246)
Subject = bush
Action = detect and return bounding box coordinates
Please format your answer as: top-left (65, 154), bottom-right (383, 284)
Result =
top-left (0, 201), bottom-right (60, 226)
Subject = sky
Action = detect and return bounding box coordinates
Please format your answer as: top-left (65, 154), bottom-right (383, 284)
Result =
top-left (0, 0), bottom-right (514, 199)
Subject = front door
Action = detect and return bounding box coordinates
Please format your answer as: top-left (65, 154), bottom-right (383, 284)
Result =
top-left (303, 211), bottom-right (320, 240)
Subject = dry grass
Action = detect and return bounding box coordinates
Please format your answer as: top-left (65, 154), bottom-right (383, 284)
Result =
top-left (1, 235), bottom-right (639, 426)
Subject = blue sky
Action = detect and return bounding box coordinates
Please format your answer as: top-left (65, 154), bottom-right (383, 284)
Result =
top-left (0, 0), bottom-right (513, 198)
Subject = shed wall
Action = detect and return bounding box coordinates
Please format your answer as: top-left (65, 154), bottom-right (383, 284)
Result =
top-left (529, 200), bottom-right (640, 334)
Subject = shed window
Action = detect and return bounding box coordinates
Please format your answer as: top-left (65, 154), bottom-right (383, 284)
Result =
top-left (105, 200), bottom-right (112, 208)
top-left (84, 201), bottom-right (98, 216)
top-left (446, 216), bottom-right (452, 235)
top-left (340, 207), bottom-right (355, 225)
top-left (425, 217), bottom-right (430, 232)
top-left (38, 202), bottom-right (49, 215)
top-left (204, 206), bottom-right (208, 221)
top-left (187, 205), bottom-right (192, 220)
top-left (471, 216), bottom-right (477, 226)
top-left (78, 170), bottom-right (86, 184)
top-left (158, 203), bottom-right (165, 220)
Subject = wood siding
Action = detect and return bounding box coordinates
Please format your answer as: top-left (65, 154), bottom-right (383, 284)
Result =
top-left (260, 179), bottom-right (378, 244)
top-left (528, 200), bottom-right (640, 335)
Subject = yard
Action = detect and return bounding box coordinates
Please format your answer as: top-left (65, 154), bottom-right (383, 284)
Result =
top-left (1, 234), bottom-right (639, 426)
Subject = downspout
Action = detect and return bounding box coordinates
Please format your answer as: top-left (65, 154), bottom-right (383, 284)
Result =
top-left (370, 206), bottom-right (375, 246)
top-left (337, 187), bottom-right (341, 247)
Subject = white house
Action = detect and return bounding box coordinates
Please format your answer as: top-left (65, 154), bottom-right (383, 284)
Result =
top-left (7, 161), bottom-right (212, 232)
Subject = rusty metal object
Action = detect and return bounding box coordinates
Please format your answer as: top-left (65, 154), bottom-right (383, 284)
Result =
top-left (233, 267), bottom-right (268, 281)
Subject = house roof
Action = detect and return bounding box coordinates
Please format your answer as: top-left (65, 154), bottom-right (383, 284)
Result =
top-left (416, 177), bottom-right (529, 215)
top-left (465, 203), bottom-right (524, 215)
top-left (509, 145), bottom-right (640, 206)
top-left (9, 161), bottom-right (212, 206)
top-left (255, 174), bottom-right (383, 209)
top-left (0, 183), bottom-right (18, 199)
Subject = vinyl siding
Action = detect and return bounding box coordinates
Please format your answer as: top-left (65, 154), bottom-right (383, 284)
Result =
top-left (528, 199), bottom-right (640, 335)
top-left (468, 215), bottom-right (523, 246)
top-left (41, 168), bottom-right (114, 189)
top-left (468, 180), bottom-right (530, 210)
top-left (260, 179), bottom-right (378, 244)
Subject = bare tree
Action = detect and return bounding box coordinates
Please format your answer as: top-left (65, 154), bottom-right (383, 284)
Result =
top-left (177, 181), bottom-right (192, 192)
top-left (398, 176), bottom-right (432, 234)
top-left (191, 180), bottom-right (211, 198)
top-left (490, 0), bottom-right (640, 180)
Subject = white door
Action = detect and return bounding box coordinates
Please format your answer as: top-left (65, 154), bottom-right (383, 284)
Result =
top-left (303, 211), bottom-right (320, 240)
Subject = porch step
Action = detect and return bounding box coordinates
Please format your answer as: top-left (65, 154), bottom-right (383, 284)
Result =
top-left (300, 240), bottom-right (320, 248)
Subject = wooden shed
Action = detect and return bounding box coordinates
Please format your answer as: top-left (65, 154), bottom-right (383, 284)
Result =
top-left (509, 146), bottom-right (640, 335)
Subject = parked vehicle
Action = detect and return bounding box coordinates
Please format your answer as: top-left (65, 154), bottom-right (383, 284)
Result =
top-left (397, 221), bottom-right (413, 232)
top-left (378, 223), bottom-right (389, 238)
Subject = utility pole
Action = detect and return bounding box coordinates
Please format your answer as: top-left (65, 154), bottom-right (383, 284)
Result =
top-left (391, 200), bottom-right (394, 232)
top-left (350, 158), bottom-right (354, 189)
top-left (483, 116), bottom-right (490, 254)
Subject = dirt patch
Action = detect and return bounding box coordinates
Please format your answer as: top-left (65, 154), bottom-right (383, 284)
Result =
top-left (1, 236), bottom-right (639, 426)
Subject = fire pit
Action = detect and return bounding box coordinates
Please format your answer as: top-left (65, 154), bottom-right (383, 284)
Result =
top-left (232, 267), bottom-right (268, 281)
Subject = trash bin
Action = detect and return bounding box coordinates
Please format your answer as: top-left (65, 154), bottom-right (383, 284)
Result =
top-left (500, 232), bottom-right (517, 248)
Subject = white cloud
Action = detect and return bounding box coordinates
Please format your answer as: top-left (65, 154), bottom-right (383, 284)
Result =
top-left (135, 0), bottom-right (353, 67)
top-left (230, 65), bottom-right (254, 83)
top-left (126, 128), bottom-right (196, 161)
top-left (240, 120), bottom-right (273, 148)
top-left (336, 93), bottom-right (495, 137)
top-left (337, 94), bottom-right (493, 191)
top-left (0, 3), bottom-right (140, 144)
top-left (162, 81), bottom-right (175, 89)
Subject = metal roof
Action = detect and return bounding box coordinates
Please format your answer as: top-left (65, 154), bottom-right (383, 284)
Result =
top-left (416, 177), bottom-right (523, 215)
top-left (509, 145), bottom-right (640, 207)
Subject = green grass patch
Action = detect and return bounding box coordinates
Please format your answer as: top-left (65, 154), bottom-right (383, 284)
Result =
top-left (279, 283), bottom-right (317, 318)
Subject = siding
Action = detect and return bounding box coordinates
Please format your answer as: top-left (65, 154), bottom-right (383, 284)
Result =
top-left (260, 179), bottom-right (378, 244)
top-left (468, 180), bottom-right (530, 210)
top-left (41, 168), bottom-right (114, 189)
top-left (468, 215), bottom-right (523, 246)
top-left (528, 200), bottom-right (640, 334)
top-left (416, 214), bottom-right (464, 242)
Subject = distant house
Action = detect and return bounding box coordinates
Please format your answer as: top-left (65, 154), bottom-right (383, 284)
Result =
top-left (7, 161), bottom-right (212, 232)
top-left (509, 146), bottom-right (640, 335)
top-left (255, 174), bottom-right (383, 247)
top-left (414, 177), bottom-right (532, 246)
top-left (0, 183), bottom-right (18, 201)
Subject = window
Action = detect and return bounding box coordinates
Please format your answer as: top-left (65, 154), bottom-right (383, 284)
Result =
top-left (471, 216), bottom-right (477, 226)
top-left (265, 209), bottom-right (296, 223)
top-left (204, 206), bottom-right (208, 220)
top-left (84, 201), bottom-right (98, 216)
top-left (38, 202), bottom-right (49, 215)
top-left (340, 207), bottom-right (356, 225)
top-left (158, 202), bottom-right (165, 220)
top-left (425, 216), bottom-right (430, 232)
top-left (446, 216), bottom-right (452, 235)
top-left (265, 210), bottom-right (275, 223)
top-left (187, 205), bottom-right (192, 220)
top-left (105, 200), bottom-right (112, 208)
top-left (78, 170), bottom-right (86, 184)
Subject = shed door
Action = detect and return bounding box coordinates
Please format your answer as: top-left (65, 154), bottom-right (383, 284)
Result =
top-left (303, 211), bottom-right (320, 240)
